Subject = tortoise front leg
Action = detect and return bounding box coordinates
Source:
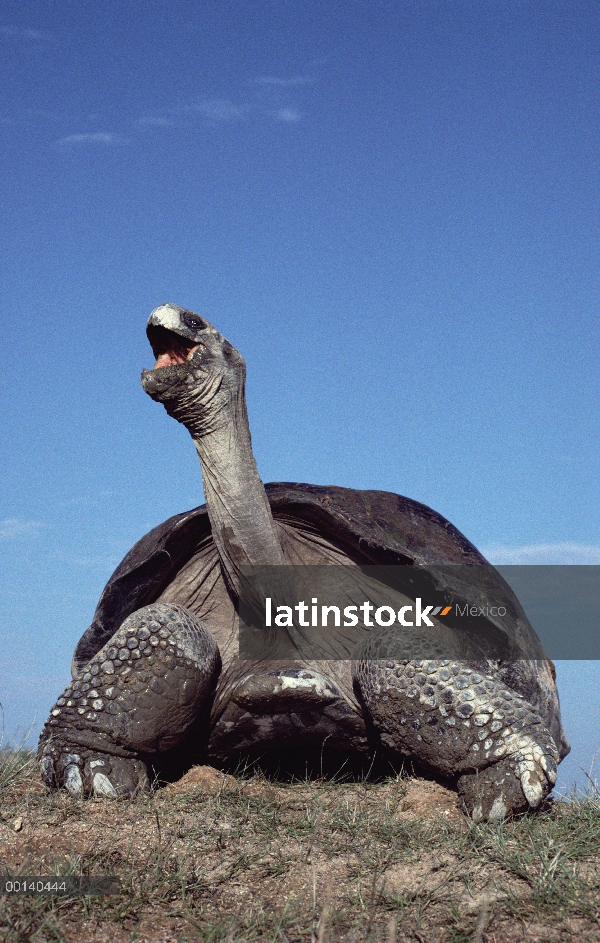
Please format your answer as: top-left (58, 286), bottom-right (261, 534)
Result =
top-left (353, 650), bottom-right (558, 820)
top-left (38, 603), bottom-right (220, 798)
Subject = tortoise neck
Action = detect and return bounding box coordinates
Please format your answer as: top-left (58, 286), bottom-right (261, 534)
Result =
top-left (190, 387), bottom-right (285, 594)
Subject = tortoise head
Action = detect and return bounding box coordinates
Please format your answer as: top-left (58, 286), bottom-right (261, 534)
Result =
top-left (141, 304), bottom-right (246, 436)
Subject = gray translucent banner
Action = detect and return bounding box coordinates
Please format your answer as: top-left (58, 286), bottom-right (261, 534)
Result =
top-left (0, 876), bottom-right (121, 896)
top-left (238, 565), bottom-right (600, 660)
top-left (496, 566), bottom-right (600, 659)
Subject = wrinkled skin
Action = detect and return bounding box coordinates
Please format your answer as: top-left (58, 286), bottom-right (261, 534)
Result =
top-left (38, 304), bottom-right (568, 820)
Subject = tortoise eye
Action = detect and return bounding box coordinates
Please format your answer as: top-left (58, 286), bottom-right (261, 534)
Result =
top-left (184, 313), bottom-right (207, 330)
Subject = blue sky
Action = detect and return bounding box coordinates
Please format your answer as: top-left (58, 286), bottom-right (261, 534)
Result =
top-left (1, 1), bottom-right (598, 794)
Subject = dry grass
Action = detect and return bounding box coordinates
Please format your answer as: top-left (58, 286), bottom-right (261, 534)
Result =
top-left (1, 751), bottom-right (599, 942)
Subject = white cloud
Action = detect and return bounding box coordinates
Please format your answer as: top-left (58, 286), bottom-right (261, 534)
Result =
top-left (134, 95), bottom-right (305, 133)
top-left (0, 26), bottom-right (53, 41)
top-left (0, 518), bottom-right (45, 540)
top-left (193, 99), bottom-right (247, 121)
top-left (253, 76), bottom-right (313, 86)
top-left (53, 132), bottom-right (128, 146)
top-left (273, 108), bottom-right (302, 123)
top-left (483, 542), bottom-right (600, 565)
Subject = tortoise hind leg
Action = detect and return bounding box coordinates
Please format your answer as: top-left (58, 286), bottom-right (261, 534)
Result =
top-left (38, 603), bottom-right (220, 798)
top-left (353, 646), bottom-right (559, 820)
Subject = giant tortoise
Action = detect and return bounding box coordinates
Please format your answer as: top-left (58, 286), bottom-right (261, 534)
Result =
top-left (38, 304), bottom-right (569, 820)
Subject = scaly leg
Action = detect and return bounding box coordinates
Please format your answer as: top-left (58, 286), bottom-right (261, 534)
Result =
top-left (353, 642), bottom-right (558, 820)
top-left (38, 603), bottom-right (220, 798)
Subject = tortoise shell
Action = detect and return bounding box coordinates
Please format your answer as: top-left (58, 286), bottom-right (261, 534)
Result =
top-left (73, 482), bottom-right (546, 673)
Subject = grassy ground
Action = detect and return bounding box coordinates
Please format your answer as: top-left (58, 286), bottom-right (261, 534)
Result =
top-left (1, 749), bottom-right (599, 942)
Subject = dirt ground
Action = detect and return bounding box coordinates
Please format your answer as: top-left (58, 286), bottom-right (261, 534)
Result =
top-left (1, 761), bottom-right (600, 942)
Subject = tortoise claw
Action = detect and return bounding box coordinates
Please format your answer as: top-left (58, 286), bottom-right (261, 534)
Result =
top-left (520, 769), bottom-right (544, 808)
top-left (64, 763), bottom-right (84, 798)
top-left (540, 752), bottom-right (558, 784)
top-left (39, 740), bottom-right (149, 799)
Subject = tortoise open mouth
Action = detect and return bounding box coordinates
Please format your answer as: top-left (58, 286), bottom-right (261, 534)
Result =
top-left (146, 325), bottom-right (201, 371)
